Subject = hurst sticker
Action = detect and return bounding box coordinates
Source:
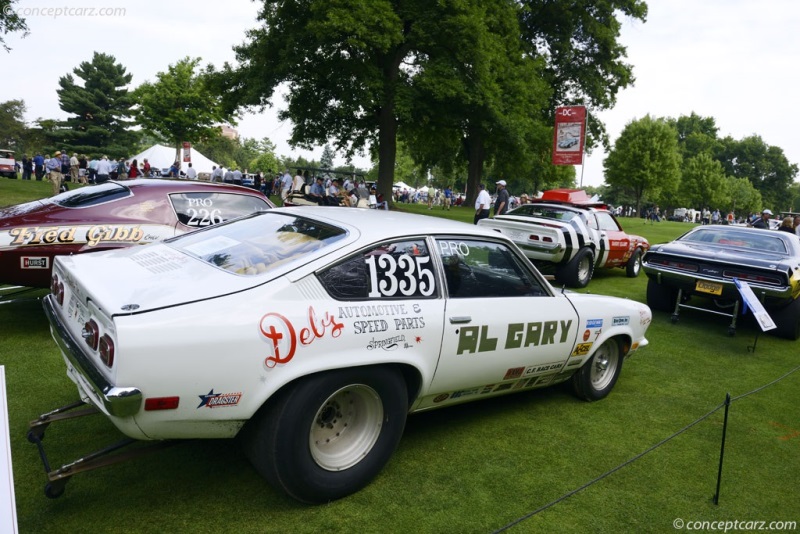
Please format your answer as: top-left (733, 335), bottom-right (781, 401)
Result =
top-left (21, 256), bottom-right (49, 269)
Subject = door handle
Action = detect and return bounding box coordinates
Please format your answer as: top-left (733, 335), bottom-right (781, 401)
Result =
top-left (449, 316), bottom-right (472, 324)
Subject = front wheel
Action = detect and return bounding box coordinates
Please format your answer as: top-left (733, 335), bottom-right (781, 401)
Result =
top-left (626, 248), bottom-right (643, 277)
top-left (241, 367), bottom-right (408, 503)
top-left (572, 337), bottom-right (623, 401)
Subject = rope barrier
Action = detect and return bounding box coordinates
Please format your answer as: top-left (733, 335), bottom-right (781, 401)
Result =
top-left (492, 363), bottom-right (800, 533)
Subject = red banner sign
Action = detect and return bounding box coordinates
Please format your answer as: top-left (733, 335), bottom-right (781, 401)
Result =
top-left (182, 142), bottom-right (192, 163)
top-left (552, 106), bottom-right (587, 165)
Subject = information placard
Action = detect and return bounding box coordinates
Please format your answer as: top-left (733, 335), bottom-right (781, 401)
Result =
top-left (734, 278), bottom-right (776, 332)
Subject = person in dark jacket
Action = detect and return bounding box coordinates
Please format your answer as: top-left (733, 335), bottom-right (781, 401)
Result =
top-left (751, 208), bottom-right (772, 229)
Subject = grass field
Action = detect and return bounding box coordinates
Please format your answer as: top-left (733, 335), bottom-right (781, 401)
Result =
top-left (2, 179), bottom-right (799, 533)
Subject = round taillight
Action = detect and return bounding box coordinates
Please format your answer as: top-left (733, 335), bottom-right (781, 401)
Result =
top-left (99, 335), bottom-right (115, 368)
top-left (82, 320), bottom-right (99, 351)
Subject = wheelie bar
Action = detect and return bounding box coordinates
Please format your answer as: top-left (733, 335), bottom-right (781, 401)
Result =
top-left (27, 400), bottom-right (178, 498)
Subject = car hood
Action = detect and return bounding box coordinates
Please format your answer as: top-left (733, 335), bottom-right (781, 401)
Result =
top-left (646, 241), bottom-right (793, 269)
top-left (55, 242), bottom-right (277, 316)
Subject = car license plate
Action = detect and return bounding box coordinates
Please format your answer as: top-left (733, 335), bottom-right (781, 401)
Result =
top-left (66, 294), bottom-right (88, 327)
top-left (696, 280), bottom-right (723, 295)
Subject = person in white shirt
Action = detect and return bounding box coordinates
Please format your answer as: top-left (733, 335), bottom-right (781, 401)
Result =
top-left (95, 156), bottom-right (112, 184)
top-left (210, 166), bottom-right (223, 182)
top-left (474, 183), bottom-right (491, 224)
top-left (280, 170), bottom-right (293, 205)
top-left (185, 162), bottom-right (197, 180)
top-left (292, 172), bottom-right (305, 192)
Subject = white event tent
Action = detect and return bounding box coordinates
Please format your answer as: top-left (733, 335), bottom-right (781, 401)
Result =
top-left (128, 144), bottom-right (220, 175)
top-left (393, 181), bottom-right (416, 192)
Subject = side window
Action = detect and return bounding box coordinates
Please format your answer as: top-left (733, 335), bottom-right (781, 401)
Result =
top-left (596, 211), bottom-right (622, 232)
top-left (170, 193), bottom-right (271, 228)
top-left (318, 239), bottom-right (437, 300)
top-left (435, 238), bottom-right (548, 299)
top-left (584, 212), bottom-right (599, 230)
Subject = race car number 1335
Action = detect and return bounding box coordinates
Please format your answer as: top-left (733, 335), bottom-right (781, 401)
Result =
top-left (366, 254), bottom-right (436, 298)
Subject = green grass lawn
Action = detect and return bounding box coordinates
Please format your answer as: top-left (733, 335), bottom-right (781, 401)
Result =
top-left (3, 180), bottom-right (799, 533)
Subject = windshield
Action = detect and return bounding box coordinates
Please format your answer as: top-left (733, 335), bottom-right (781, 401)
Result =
top-left (51, 182), bottom-right (131, 208)
top-left (682, 227), bottom-right (788, 254)
top-left (171, 212), bottom-right (348, 275)
top-left (508, 204), bottom-right (577, 222)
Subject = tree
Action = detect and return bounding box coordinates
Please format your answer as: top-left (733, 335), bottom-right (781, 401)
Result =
top-left (320, 145), bottom-right (336, 170)
top-left (227, 0), bottom-right (646, 206)
top-left (680, 153), bottom-right (728, 211)
top-left (56, 52), bottom-right (137, 158)
top-left (229, 0), bottom-right (470, 205)
top-left (716, 135), bottom-right (798, 211)
top-left (0, 99), bottom-right (26, 150)
top-left (1, 0), bottom-right (28, 52)
top-left (401, 0), bottom-right (552, 206)
top-left (604, 115), bottom-right (681, 216)
top-left (135, 57), bottom-right (232, 162)
top-left (194, 134), bottom-right (239, 169)
top-left (249, 138), bottom-right (281, 175)
top-left (518, 0), bottom-right (648, 148)
top-left (726, 176), bottom-right (762, 217)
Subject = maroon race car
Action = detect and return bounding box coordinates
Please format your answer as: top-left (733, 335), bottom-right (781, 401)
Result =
top-left (0, 179), bottom-right (275, 288)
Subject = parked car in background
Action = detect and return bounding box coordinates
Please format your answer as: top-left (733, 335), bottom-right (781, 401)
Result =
top-left (479, 189), bottom-right (650, 288)
top-left (0, 179), bottom-right (274, 287)
top-left (643, 225), bottom-right (800, 339)
top-left (40, 207), bottom-right (651, 502)
top-left (0, 148), bottom-right (16, 178)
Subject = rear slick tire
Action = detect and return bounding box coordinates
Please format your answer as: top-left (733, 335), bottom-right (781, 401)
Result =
top-left (646, 278), bottom-right (678, 313)
top-left (557, 247), bottom-right (594, 288)
top-left (772, 297), bottom-right (800, 340)
top-left (241, 367), bottom-right (407, 503)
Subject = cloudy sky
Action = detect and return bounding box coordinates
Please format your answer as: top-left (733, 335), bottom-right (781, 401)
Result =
top-left (2, 0), bottom-right (799, 186)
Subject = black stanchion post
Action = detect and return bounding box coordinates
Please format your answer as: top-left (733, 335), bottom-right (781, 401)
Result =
top-left (713, 393), bottom-right (732, 505)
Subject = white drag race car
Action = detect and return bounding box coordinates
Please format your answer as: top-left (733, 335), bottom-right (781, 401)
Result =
top-left (39, 207), bottom-right (651, 503)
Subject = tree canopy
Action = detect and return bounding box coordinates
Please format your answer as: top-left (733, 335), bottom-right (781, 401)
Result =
top-left (225, 0), bottom-right (646, 205)
top-left (518, 0), bottom-right (648, 147)
top-left (55, 52), bottom-right (137, 158)
top-left (603, 115), bottom-right (681, 215)
top-left (135, 57), bottom-right (232, 162)
top-left (0, 99), bottom-right (26, 150)
top-left (1, 0), bottom-right (28, 52)
top-left (716, 135), bottom-right (798, 211)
